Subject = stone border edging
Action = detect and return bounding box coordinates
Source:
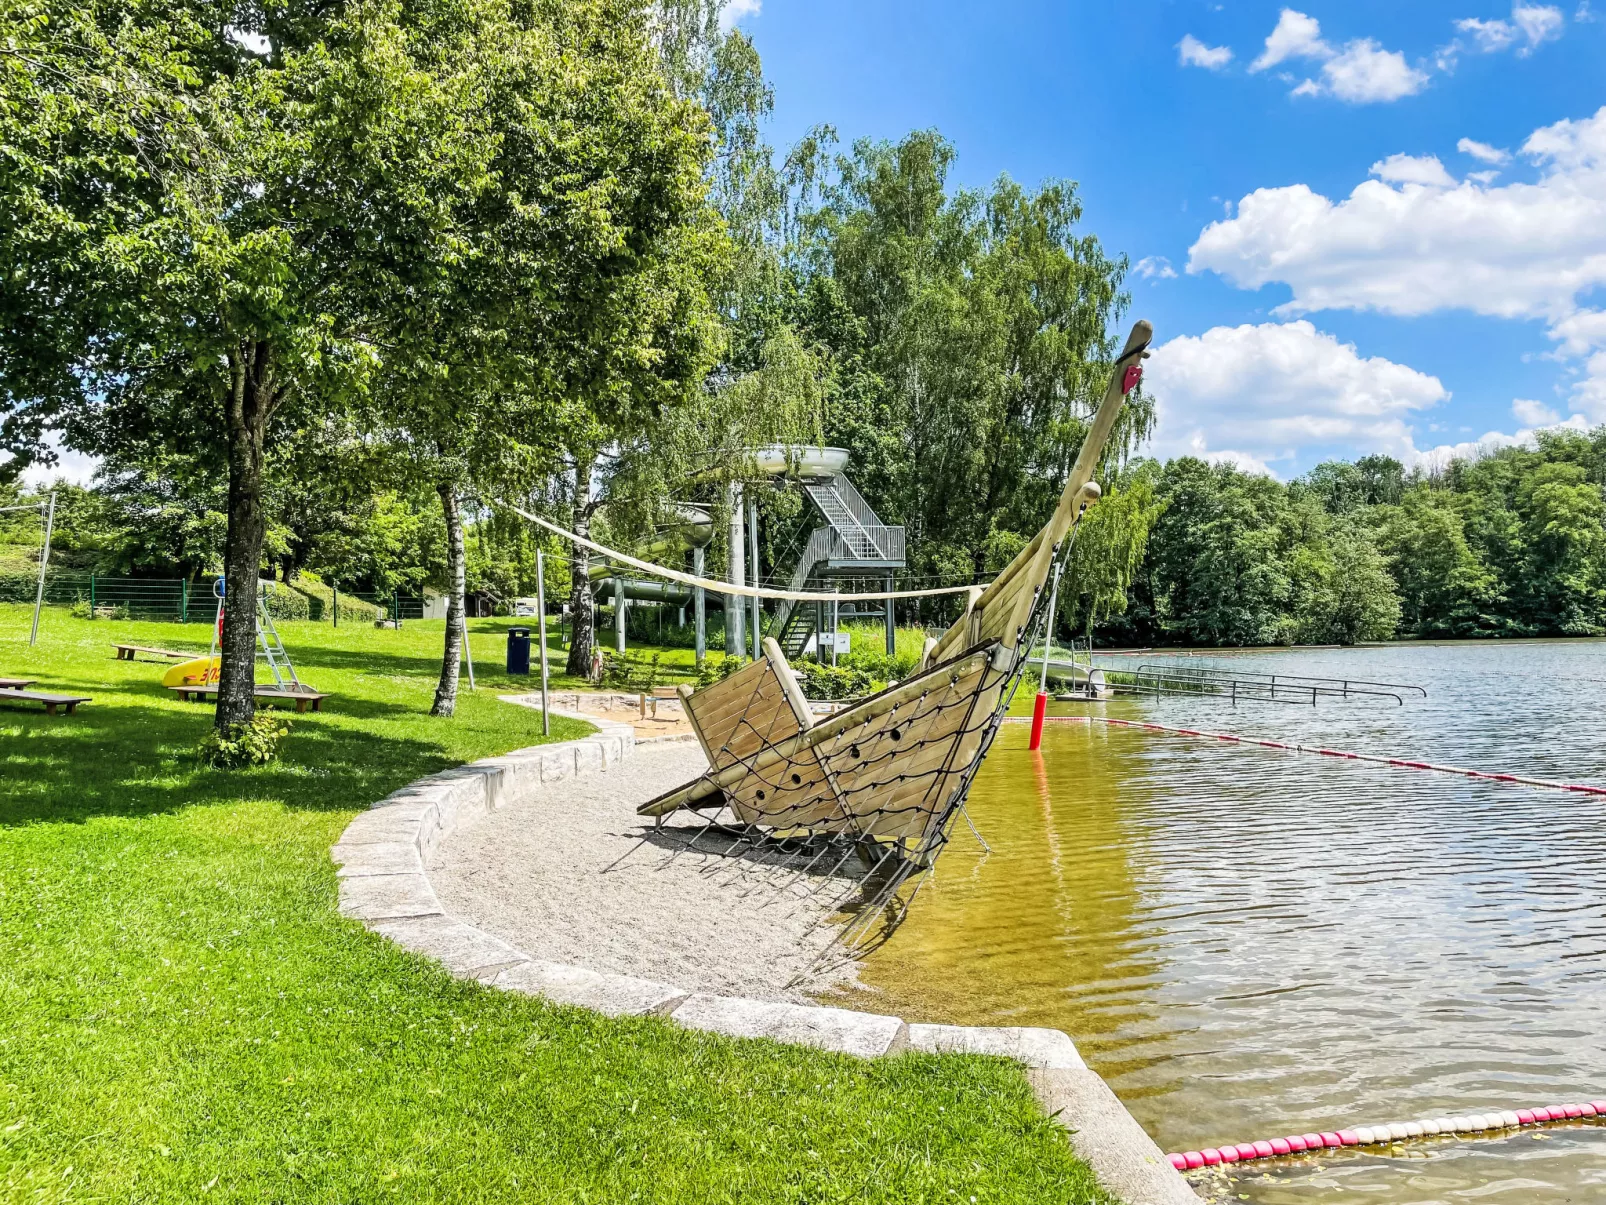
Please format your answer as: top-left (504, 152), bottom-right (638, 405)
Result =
top-left (331, 698), bottom-right (1199, 1205)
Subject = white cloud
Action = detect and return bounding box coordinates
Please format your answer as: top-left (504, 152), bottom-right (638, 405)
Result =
top-left (1135, 255), bottom-right (1178, 279)
top-left (719, 0), bottom-right (760, 31)
top-left (1371, 153), bottom-right (1458, 188)
top-left (1452, 5), bottom-right (1565, 56)
top-left (1512, 397), bottom-right (1561, 424)
top-left (1457, 136), bottom-right (1511, 164)
top-left (1252, 9), bottom-right (1328, 70)
top-left (1318, 40), bottom-right (1430, 102)
top-left (1145, 321), bottom-right (1450, 469)
top-left (1550, 309), bottom-right (1606, 356)
top-left (18, 441), bottom-right (100, 489)
top-left (1204, 449), bottom-right (1278, 477)
top-left (1178, 34), bottom-right (1233, 69)
top-left (1247, 11), bottom-right (1428, 102)
top-left (1413, 413), bottom-right (1588, 467)
top-left (1187, 105), bottom-right (1606, 324)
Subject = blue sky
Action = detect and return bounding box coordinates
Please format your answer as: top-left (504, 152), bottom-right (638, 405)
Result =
top-left (730, 0), bottom-right (1606, 477)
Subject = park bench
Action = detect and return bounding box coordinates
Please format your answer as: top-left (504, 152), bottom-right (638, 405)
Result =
top-left (168, 685), bottom-right (330, 713)
top-left (113, 643), bottom-right (195, 662)
top-left (0, 677), bottom-right (37, 689)
top-left (0, 689), bottom-right (92, 716)
top-left (641, 685), bottom-right (681, 719)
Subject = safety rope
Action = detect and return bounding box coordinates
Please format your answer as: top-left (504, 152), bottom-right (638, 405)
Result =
top-left (503, 503), bottom-right (983, 603)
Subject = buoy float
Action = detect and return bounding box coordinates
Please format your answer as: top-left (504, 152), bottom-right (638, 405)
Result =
top-left (1166, 1100), bottom-right (1606, 1171)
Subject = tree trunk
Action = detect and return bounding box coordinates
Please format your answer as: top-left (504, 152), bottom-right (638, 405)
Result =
top-left (565, 452), bottom-right (596, 679)
top-left (216, 341), bottom-right (276, 732)
top-left (432, 482), bottom-right (466, 716)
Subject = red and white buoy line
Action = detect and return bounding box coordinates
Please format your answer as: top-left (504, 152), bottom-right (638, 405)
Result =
top-left (1007, 715), bottom-right (1606, 797)
top-left (1163, 1100), bottom-right (1606, 1171)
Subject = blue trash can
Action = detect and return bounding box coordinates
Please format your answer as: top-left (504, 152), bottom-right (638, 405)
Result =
top-left (506, 626), bottom-right (531, 675)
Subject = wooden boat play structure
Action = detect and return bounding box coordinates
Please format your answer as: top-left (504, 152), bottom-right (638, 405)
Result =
top-left (636, 320), bottom-right (1154, 960)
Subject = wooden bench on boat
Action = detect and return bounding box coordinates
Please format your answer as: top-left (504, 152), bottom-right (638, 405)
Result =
top-left (0, 689), bottom-right (91, 716)
top-left (169, 685), bottom-right (329, 713)
top-left (113, 644), bottom-right (194, 662)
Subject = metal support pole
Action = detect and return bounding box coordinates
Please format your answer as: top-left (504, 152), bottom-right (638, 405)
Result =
top-left (614, 576), bottom-right (626, 653)
top-left (29, 492), bottom-right (54, 646)
top-left (693, 545), bottom-right (707, 666)
top-left (748, 496), bottom-right (761, 661)
top-left (1039, 570), bottom-right (1062, 696)
top-left (727, 482), bottom-right (745, 655)
top-left (536, 549), bottom-right (550, 736)
top-left (332, 581), bottom-right (338, 629)
top-left (832, 599), bottom-right (839, 666)
top-left (461, 611), bottom-right (475, 690)
top-left (885, 573), bottom-right (895, 657)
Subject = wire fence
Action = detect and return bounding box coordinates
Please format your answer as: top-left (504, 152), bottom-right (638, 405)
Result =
top-left (0, 572), bottom-right (424, 623)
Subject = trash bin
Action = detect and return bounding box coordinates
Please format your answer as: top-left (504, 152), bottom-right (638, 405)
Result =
top-left (506, 626), bottom-right (531, 675)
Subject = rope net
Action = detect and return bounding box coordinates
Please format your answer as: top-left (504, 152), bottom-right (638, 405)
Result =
top-left (650, 532), bottom-right (1072, 975)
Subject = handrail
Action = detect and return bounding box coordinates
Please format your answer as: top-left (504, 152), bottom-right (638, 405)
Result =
top-left (1134, 663), bottom-right (1427, 698)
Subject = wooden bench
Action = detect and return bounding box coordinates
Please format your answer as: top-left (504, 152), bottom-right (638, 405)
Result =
top-left (0, 677), bottom-right (37, 689)
top-left (169, 685), bottom-right (329, 713)
top-left (0, 689), bottom-right (91, 716)
top-left (113, 644), bottom-right (195, 662)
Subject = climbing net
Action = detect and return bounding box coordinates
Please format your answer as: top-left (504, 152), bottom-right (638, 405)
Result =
top-left (653, 529), bottom-right (1076, 976)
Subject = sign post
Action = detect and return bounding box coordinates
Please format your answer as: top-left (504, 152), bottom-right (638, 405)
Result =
top-left (28, 492), bottom-right (55, 646)
top-left (536, 549), bottom-right (550, 735)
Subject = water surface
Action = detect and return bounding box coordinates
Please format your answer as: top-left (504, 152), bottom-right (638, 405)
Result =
top-left (839, 641), bottom-right (1606, 1204)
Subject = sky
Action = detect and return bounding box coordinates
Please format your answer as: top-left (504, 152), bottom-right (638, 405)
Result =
top-left (729, 0), bottom-right (1606, 478)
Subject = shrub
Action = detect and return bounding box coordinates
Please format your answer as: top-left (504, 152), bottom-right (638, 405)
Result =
top-left (599, 649), bottom-right (663, 691)
top-left (198, 714), bottom-right (291, 769)
top-left (795, 661), bottom-right (872, 701)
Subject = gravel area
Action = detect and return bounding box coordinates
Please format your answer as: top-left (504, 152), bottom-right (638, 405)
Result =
top-left (430, 741), bottom-right (859, 1001)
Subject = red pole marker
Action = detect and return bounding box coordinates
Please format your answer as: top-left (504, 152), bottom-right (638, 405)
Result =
top-left (1028, 691), bottom-right (1049, 750)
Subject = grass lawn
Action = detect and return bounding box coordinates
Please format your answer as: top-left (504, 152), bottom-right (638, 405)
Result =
top-left (0, 606), bottom-right (1114, 1204)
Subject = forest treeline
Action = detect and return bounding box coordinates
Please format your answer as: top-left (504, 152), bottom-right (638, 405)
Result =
top-left (1087, 427), bottom-right (1606, 647)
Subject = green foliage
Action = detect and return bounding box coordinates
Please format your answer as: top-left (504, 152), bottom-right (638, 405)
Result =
top-left (795, 660), bottom-right (872, 700)
top-left (600, 649), bottom-right (664, 692)
top-left (197, 713), bottom-right (291, 769)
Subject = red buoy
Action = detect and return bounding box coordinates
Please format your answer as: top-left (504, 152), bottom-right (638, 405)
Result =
top-left (1028, 691), bottom-right (1048, 751)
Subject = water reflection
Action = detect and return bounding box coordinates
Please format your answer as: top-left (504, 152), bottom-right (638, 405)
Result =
top-left (834, 641), bottom-right (1606, 1205)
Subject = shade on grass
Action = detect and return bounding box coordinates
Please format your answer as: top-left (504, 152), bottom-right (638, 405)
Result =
top-left (0, 606), bottom-right (1113, 1203)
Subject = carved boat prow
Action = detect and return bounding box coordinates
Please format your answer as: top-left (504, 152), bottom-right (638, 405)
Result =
top-left (638, 320), bottom-right (1152, 941)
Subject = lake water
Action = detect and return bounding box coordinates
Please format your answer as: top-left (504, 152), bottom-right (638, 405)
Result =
top-left (836, 640), bottom-right (1606, 1204)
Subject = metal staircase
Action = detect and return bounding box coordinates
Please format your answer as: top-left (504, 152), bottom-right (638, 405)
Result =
top-left (774, 475), bottom-right (905, 658)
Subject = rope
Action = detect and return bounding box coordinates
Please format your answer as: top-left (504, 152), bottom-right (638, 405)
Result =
top-left (1168, 1099), bottom-right (1606, 1170)
top-left (1011, 716), bottom-right (1606, 797)
top-left (502, 503), bottom-right (982, 603)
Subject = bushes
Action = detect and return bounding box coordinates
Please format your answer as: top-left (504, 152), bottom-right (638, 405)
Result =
top-left (197, 713), bottom-right (291, 769)
top-left (795, 661), bottom-right (872, 701)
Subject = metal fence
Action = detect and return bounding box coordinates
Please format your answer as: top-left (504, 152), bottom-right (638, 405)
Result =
top-left (1, 572), bottom-right (424, 623)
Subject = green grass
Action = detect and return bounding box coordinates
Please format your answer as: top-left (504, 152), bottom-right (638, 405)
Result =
top-left (0, 606), bottom-right (1113, 1204)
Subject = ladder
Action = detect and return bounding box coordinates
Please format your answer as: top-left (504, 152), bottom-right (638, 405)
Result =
top-left (256, 593), bottom-right (306, 690)
top-left (803, 480), bottom-right (884, 558)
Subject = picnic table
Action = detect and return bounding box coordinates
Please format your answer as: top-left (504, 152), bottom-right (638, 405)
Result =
top-left (169, 685), bottom-right (329, 713)
top-left (113, 644), bottom-right (195, 662)
top-left (0, 689), bottom-right (91, 716)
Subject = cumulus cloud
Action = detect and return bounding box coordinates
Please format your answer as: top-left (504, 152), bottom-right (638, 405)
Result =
top-left (1178, 34), bottom-right (1233, 69)
top-left (1457, 137), bottom-right (1511, 164)
top-left (719, 0), bottom-right (760, 31)
top-left (1251, 9), bottom-right (1328, 70)
top-left (18, 440), bottom-right (100, 489)
top-left (1371, 153), bottom-right (1458, 188)
top-left (1455, 4), bottom-right (1565, 54)
top-left (1135, 255), bottom-right (1178, 279)
top-left (1247, 10), bottom-right (1428, 102)
top-left (1512, 397), bottom-right (1561, 424)
top-left (1187, 106), bottom-right (1606, 323)
top-left (1317, 40), bottom-right (1430, 102)
top-left (1144, 321), bottom-right (1450, 470)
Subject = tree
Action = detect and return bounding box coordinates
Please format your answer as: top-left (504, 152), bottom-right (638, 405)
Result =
top-left (5, 0), bottom-right (511, 730)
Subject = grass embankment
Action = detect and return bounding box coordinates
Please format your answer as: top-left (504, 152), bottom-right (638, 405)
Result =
top-left (0, 607), bottom-right (1113, 1204)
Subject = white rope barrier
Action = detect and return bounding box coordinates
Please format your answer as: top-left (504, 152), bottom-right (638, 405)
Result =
top-left (503, 503), bottom-right (986, 603)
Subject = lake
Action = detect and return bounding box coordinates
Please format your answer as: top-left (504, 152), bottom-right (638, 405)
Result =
top-left (837, 640), bottom-right (1606, 1204)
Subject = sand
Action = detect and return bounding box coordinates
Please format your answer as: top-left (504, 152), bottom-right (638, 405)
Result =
top-left (429, 741), bottom-right (860, 1001)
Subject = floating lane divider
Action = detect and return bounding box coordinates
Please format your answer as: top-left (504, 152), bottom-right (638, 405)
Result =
top-left (1007, 716), bottom-right (1606, 797)
top-left (1163, 1100), bottom-right (1606, 1170)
